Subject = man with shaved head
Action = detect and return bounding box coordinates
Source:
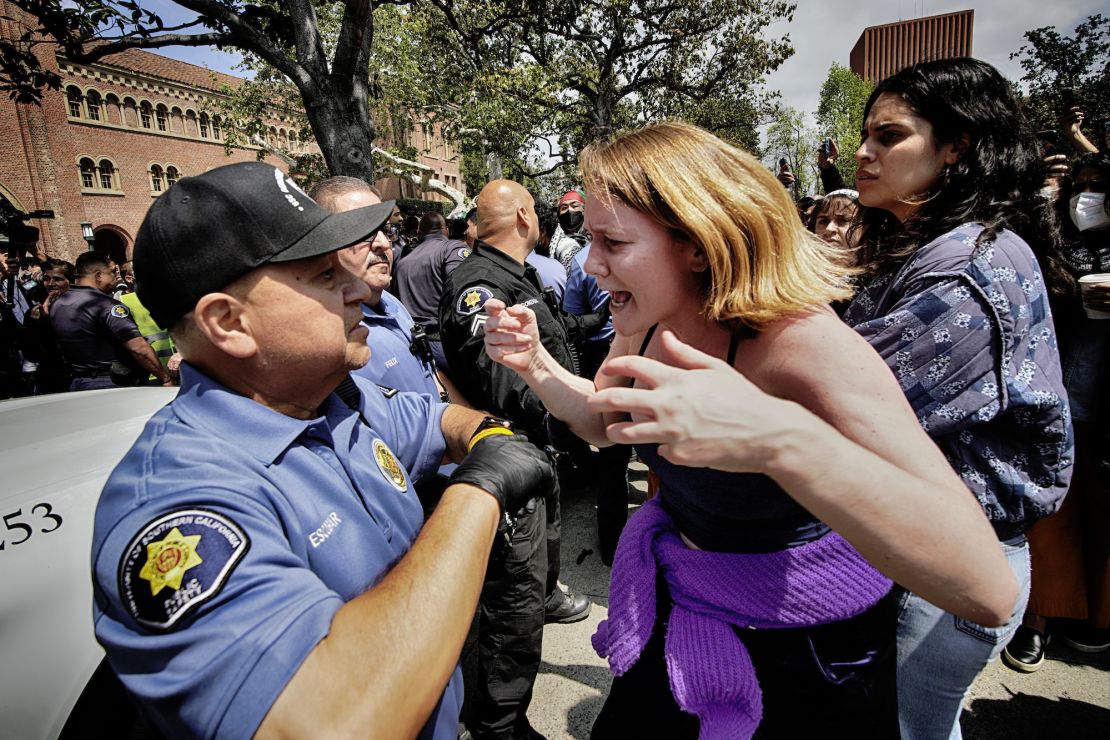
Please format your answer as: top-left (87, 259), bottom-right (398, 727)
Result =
top-left (440, 180), bottom-right (589, 740)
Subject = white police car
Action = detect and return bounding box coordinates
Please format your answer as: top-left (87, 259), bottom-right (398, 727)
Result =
top-left (0, 387), bottom-right (175, 739)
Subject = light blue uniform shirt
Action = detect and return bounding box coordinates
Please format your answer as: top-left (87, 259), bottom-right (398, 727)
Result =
top-left (354, 290), bottom-right (438, 396)
top-left (526, 251), bottom-right (568, 304)
top-left (564, 245), bottom-right (614, 342)
top-left (91, 364), bottom-right (460, 739)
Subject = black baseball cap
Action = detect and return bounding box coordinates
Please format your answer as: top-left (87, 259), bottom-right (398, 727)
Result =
top-left (134, 162), bottom-right (394, 328)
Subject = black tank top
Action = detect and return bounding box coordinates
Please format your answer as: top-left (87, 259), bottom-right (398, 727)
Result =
top-left (634, 325), bottom-right (829, 553)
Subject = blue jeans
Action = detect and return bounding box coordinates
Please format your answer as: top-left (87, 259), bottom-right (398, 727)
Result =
top-left (895, 538), bottom-right (1031, 739)
top-left (69, 375), bottom-right (116, 391)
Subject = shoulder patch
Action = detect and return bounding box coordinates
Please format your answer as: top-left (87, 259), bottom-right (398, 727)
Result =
top-left (456, 285), bottom-right (493, 316)
top-left (457, 248), bottom-right (472, 259)
top-left (118, 509), bottom-right (249, 631)
top-left (372, 438), bottom-right (409, 492)
top-left (110, 304), bottom-right (130, 319)
top-left (376, 384), bottom-right (399, 398)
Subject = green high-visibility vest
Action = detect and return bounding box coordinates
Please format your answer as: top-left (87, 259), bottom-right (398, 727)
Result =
top-left (120, 291), bottom-right (175, 376)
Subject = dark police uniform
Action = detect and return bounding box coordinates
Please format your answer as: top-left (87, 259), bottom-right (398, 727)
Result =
top-left (440, 240), bottom-right (575, 435)
top-left (92, 365), bottom-right (462, 739)
top-left (392, 232), bottom-right (471, 373)
top-left (439, 240), bottom-right (575, 739)
top-left (49, 284), bottom-right (142, 390)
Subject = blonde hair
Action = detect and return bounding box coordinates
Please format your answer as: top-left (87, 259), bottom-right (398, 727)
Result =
top-left (578, 121), bottom-right (854, 331)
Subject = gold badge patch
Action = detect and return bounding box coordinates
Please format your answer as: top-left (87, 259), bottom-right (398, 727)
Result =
top-left (373, 439), bottom-right (408, 492)
top-left (139, 526), bottom-right (204, 595)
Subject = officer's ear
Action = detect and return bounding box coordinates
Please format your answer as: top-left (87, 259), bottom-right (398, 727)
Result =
top-left (193, 292), bottom-right (258, 359)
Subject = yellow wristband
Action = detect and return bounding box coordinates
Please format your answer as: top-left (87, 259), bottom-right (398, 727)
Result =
top-left (468, 426), bottom-right (514, 452)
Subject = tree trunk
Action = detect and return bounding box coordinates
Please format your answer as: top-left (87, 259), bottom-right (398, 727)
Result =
top-left (302, 81), bottom-right (378, 182)
top-left (487, 151), bottom-right (503, 181)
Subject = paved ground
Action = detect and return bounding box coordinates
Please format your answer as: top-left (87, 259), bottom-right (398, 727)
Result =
top-left (527, 461), bottom-right (1110, 739)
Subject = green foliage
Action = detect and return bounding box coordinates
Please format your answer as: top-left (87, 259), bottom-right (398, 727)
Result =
top-left (815, 63), bottom-right (873, 187)
top-left (762, 104), bottom-right (817, 196)
top-left (395, 198), bottom-right (449, 217)
top-left (1011, 14), bottom-right (1110, 135)
top-left (404, 0), bottom-right (795, 180)
top-left (5, 0), bottom-right (795, 186)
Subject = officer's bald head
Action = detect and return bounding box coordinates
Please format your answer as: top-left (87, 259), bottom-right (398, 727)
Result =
top-left (474, 180), bottom-right (538, 259)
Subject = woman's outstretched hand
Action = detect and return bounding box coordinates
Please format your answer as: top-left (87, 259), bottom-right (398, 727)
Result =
top-left (482, 298), bottom-right (545, 376)
top-left (588, 329), bottom-right (807, 473)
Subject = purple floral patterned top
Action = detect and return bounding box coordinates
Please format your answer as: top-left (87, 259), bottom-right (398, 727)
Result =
top-left (843, 223), bottom-right (1073, 532)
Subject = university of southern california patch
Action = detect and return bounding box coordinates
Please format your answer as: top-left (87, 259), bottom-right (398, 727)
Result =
top-left (455, 285), bottom-right (493, 316)
top-left (118, 509), bottom-right (249, 631)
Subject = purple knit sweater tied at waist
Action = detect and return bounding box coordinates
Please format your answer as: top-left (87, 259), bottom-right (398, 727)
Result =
top-left (592, 497), bottom-right (892, 740)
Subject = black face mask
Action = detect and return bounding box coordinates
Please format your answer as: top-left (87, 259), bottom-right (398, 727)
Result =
top-left (558, 210), bottom-right (584, 233)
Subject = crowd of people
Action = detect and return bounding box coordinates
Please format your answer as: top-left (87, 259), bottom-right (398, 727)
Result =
top-left (0, 55), bottom-right (1106, 739)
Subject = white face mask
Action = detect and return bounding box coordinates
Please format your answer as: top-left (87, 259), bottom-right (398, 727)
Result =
top-left (1070, 192), bottom-right (1110, 232)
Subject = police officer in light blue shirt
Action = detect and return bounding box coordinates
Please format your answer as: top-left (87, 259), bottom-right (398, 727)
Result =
top-left (308, 177), bottom-right (443, 398)
top-left (311, 176), bottom-right (466, 514)
top-left (91, 163), bottom-right (554, 740)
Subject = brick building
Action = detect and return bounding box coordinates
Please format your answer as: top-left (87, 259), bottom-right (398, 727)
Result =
top-left (0, 2), bottom-right (463, 263)
top-left (850, 9), bottom-right (974, 83)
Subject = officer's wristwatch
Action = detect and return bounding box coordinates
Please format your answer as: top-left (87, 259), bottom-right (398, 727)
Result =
top-left (468, 415), bottom-right (515, 452)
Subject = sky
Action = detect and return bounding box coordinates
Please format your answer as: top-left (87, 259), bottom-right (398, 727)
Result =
top-left (763, 0), bottom-right (1110, 119)
top-left (145, 0), bottom-right (1109, 126)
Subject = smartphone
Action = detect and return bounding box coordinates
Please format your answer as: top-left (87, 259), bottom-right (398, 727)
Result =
top-left (779, 157), bottom-right (789, 171)
top-left (822, 138), bottom-right (832, 157)
top-left (1061, 88), bottom-right (1077, 108)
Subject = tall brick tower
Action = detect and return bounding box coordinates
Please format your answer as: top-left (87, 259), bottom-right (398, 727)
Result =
top-left (850, 9), bottom-right (974, 84)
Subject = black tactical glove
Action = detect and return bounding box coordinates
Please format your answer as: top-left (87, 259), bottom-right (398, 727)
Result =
top-left (449, 433), bottom-right (555, 514)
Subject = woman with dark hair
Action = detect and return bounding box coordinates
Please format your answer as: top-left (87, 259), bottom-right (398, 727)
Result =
top-left (843, 57), bottom-right (1074, 738)
top-left (1005, 153), bottom-right (1110, 668)
top-left (481, 121), bottom-right (1016, 737)
top-left (807, 189), bottom-right (860, 266)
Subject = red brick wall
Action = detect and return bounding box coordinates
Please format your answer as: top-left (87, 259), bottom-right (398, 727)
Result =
top-left (0, 2), bottom-right (287, 262)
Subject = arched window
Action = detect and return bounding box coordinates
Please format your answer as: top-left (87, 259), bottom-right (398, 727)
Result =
top-left (122, 97), bottom-right (137, 126)
top-left (199, 113), bottom-right (209, 138)
top-left (98, 159), bottom-right (115, 190)
top-left (140, 102), bottom-right (153, 129)
top-left (67, 87), bottom-right (83, 117)
top-left (211, 116), bottom-right (221, 140)
top-left (86, 90), bottom-right (101, 121)
top-left (105, 94), bottom-right (121, 124)
top-left (150, 164), bottom-right (164, 192)
top-left (155, 104), bottom-right (168, 132)
top-left (165, 166), bottom-right (179, 188)
top-left (79, 158), bottom-right (96, 189)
